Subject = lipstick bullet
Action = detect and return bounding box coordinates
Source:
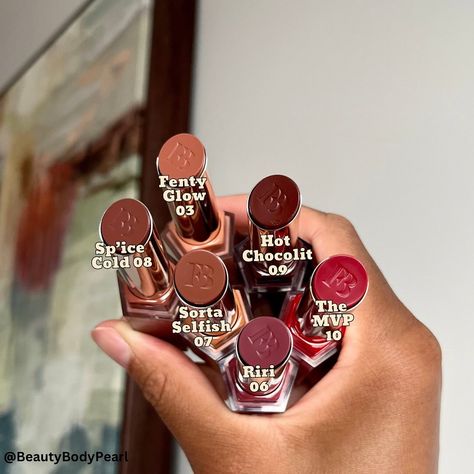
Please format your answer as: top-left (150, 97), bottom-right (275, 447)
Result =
top-left (172, 249), bottom-right (249, 363)
top-left (234, 174), bottom-right (313, 294)
top-left (281, 255), bottom-right (369, 376)
top-left (99, 198), bottom-right (179, 340)
top-left (220, 317), bottom-right (297, 413)
top-left (156, 133), bottom-right (235, 263)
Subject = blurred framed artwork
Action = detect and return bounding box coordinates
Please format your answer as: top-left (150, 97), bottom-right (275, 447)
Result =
top-left (0, 0), bottom-right (195, 472)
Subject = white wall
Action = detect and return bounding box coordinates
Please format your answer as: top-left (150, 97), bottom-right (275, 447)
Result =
top-left (192, 1), bottom-right (474, 472)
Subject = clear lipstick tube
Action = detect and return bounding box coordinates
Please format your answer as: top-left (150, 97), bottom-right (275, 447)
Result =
top-left (220, 317), bottom-right (297, 413)
top-left (173, 250), bottom-right (249, 363)
top-left (234, 174), bottom-right (312, 294)
top-left (156, 133), bottom-right (235, 264)
top-left (281, 255), bottom-right (369, 377)
top-left (99, 198), bottom-right (179, 341)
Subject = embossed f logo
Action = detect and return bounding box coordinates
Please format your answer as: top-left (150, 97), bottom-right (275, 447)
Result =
top-left (109, 206), bottom-right (137, 237)
top-left (258, 183), bottom-right (287, 214)
top-left (165, 141), bottom-right (194, 169)
top-left (323, 265), bottom-right (357, 298)
top-left (247, 326), bottom-right (279, 359)
top-left (186, 262), bottom-right (214, 289)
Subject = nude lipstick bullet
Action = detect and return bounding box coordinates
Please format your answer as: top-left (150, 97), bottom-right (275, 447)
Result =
top-left (221, 317), bottom-right (297, 413)
top-left (156, 133), bottom-right (235, 263)
top-left (99, 198), bottom-right (179, 340)
top-left (172, 249), bottom-right (249, 363)
top-left (281, 254), bottom-right (369, 375)
top-left (234, 174), bottom-right (313, 294)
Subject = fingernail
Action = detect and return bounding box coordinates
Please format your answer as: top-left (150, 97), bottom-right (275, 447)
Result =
top-left (91, 327), bottom-right (131, 368)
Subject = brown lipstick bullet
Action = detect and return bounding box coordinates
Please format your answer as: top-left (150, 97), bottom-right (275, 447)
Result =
top-left (156, 133), bottom-right (235, 263)
top-left (99, 198), bottom-right (179, 340)
top-left (172, 249), bottom-right (249, 362)
top-left (234, 174), bottom-right (313, 294)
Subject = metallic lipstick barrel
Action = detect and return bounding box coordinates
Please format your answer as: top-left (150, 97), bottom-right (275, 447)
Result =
top-left (300, 255), bottom-right (369, 334)
top-left (100, 198), bottom-right (172, 298)
top-left (235, 174), bottom-right (312, 293)
top-left (221, 317), bottom-right (297, 413)
top-left (173, 250), bottom-right (249, 361)
top-left (236, 317), bottom-right (293, 394)
top-left (157, 134), bottom-right (235, 262)
top-left (247, 174), bottom-right (302, 274)
top-left (157, 134), bottom-right (219, 242)
top-left (174, 250), bottom-right (236, 325)
top-left (280, 255), bottom-right (369, 375)
top-left (99, 198), bottom-right (179, 339)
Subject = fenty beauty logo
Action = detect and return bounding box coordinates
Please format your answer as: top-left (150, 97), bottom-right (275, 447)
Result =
top-left (165, 141), bottom-right (194, 170)
top-left (323, 265), bottom-right (357, 298)
top-left (109, 206), bottom-right (137, 238)
top-left (185, 262), bottom-right (214, 290)
top-left (247, 326), bottom-right (279, 360)
top-left (257, 183), bottom-right (287, 218)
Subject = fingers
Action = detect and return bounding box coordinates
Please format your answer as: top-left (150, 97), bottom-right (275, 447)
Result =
top-left (217, 194), bottom-right (248, 233)
top-left (217, 194), bottom-right (367, 262)
top-left (91, 320), bottom-right (234, 448)
top-left (218, 193), bottom-right (408, 337)
top-left (198, 363), bottom-right (228, 401)
top-left (218, 193), bottom-right (389, 301)
top-left (215, 194), bottom-right (416, 421)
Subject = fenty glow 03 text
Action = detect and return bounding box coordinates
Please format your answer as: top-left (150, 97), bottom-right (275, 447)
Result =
top-left (94, 133), bottom-right (369, 413)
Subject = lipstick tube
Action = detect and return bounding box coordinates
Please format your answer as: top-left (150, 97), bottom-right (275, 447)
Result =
top-left (234, 174), bottom-right (312, 294)
top-left (281, 255), bottom-right (369, 377)
top-left (221, 317), bottom-right (297, 413)
top-left (156, 133), bottom-right (235, 263)
top-left (99, 198), bottom-right (179, 340)
top-left (172, 249), bottom-right (249, 362)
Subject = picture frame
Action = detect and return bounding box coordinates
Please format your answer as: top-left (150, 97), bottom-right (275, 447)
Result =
top-left (0, 1), bottom-right (196, 472)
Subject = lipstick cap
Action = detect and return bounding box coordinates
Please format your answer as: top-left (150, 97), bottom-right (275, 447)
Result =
top-left (247, 174), bottom-right (301, 252)
top-left (298, 254), bottom-right (369, 335)
top-left (237, 317), bottom-right (293, 370)
top-left (173, 250), bottom-right (249, 362)
top-left (234, 175), bottom-right (310, 293)
top-left (221, 318), bottom-right (297, 413)
top-left (100, 198), bottom-right (172, 299)
top-left (311, 255), bottom-right (369, 308)
top-left (174, 249), bottom-right (229, 308)
top-left (236, 317), bottom-right (293, 395)
top-left (157, 134), bottom-right (220, 243)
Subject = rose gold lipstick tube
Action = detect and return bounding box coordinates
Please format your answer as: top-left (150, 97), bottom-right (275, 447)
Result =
top-left (156, 133), bottom-right (235, 262)
top-left (99, 198), bottom-right (179, 340)
top-left (173, 250), bottom-right (249, 362)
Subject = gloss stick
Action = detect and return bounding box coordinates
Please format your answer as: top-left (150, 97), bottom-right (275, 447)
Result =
top-left (172, 249), bottom-right (250, 362)
top-left (99, 198), bottom-right (179, 339)
top-left (156, 133), bottom-right (235, 262)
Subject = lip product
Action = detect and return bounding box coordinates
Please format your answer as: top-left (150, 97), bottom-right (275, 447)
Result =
top-left (156, 133), bottom-right (235, 263)
top-left (172, 249), bottom-right (249, 362)
top-left (234, 174), bottom-right (313, 293)
top-left (221, 317), bottom-right (297, 413)
top-left (97, 132), bottom-right (370, 415)
top-left (99, 198), bottom-right (179, 340)
top-left (281, 255), bottom-right (368, 374)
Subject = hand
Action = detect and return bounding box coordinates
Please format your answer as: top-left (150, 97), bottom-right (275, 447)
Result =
top-left (92, 195), bottom-right (441, 474)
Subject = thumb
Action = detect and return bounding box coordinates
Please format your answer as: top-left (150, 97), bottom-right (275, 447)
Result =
top-left (91, 320), bottom-right (233, 448)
